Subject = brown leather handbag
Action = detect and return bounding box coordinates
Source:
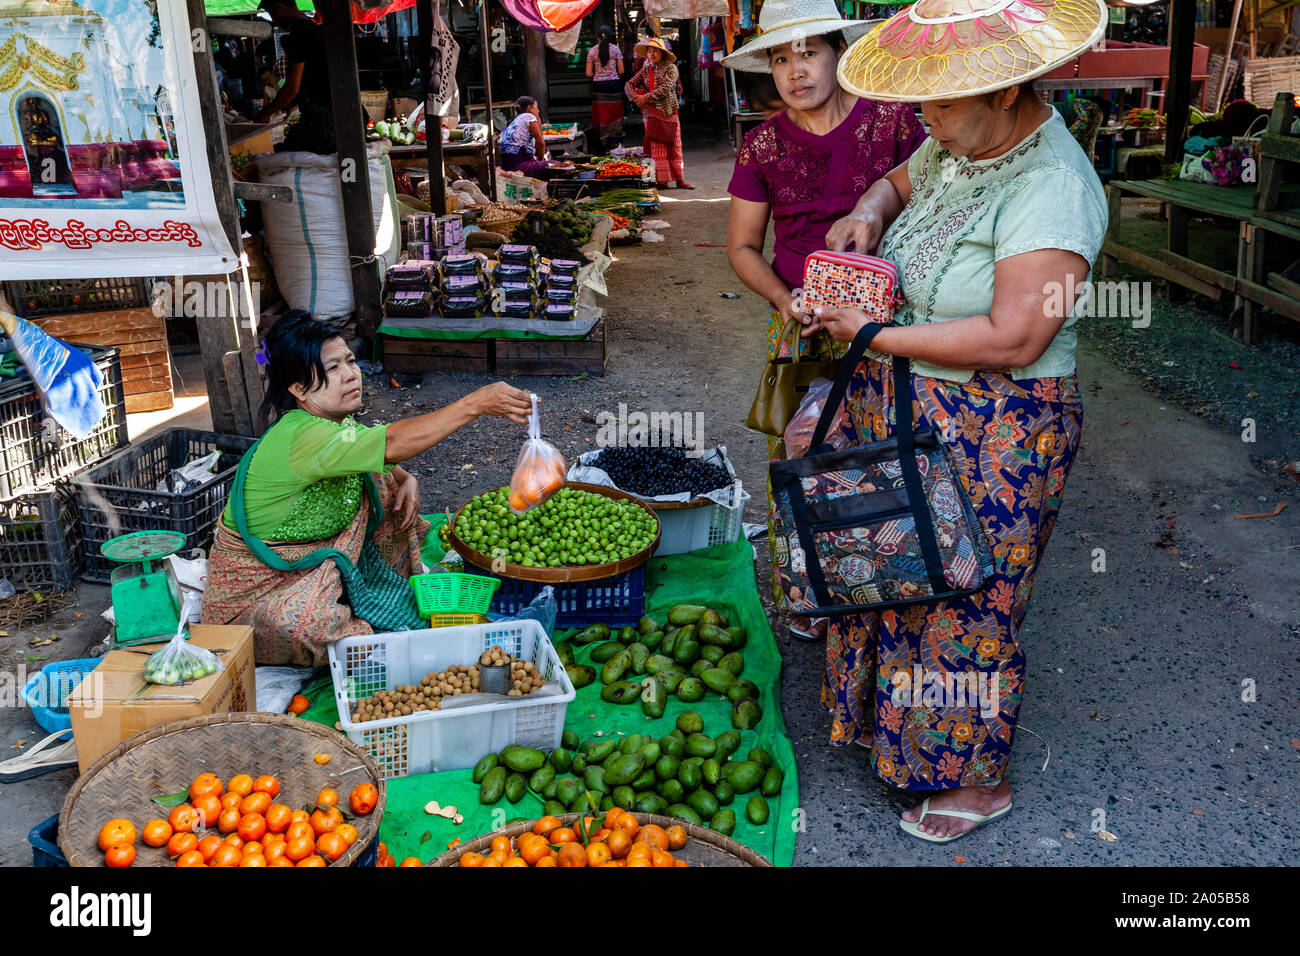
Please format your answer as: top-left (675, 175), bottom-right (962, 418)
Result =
top-left (745, 319), bottom-right (840, 437)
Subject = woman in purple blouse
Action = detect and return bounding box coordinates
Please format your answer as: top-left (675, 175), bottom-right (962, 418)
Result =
top-left (722, 1), bottom-right (926, 641)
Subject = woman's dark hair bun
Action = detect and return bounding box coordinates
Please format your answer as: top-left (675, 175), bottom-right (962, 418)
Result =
top-left (256, 310), bottom-right (344, 432)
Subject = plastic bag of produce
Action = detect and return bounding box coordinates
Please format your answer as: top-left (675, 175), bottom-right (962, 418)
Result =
top-left (783, 378), bottom-right (849, 458)
top-left (508, 393), bottom-right (566, 513)
top-left (143, 595), bottom-right (223, 686)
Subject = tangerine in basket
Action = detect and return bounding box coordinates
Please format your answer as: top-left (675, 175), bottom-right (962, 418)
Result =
top-left (252, 775), bottom-right (280, 797)
top-left (316, 831), bottom-right (348, 862)
top-left (336, 823), bottom-right (359, 847)
top-left (240, 791), bottom-right (272, 816)
top-left (167, 832), bottom-right (198, 858)
top-left (220, 792), bottom-right (243, 812)
top-left (548, 826), bottom-right (577, 844)
top-left (175, 850), bottom-right (206, 867)
top-left (458, 852), bottom-right (485, 867)
top-left (503, 855), bottom-right (528, 867)
top-left (189, 772), bottom-right (223, 802)
top-left (197, 834), bottom-right (222, 862)
top-left (238, 814), bottom-right (267, 842)
top-left (226, 774), bottom-right (254, 797)
top-left (533, 854), bottom-right (557, 867)
top-left (167, 804), bottom-right (199, 834)
top-left (517, 834), bottom-right (549, 865)
top-left (98, 818), bottom-right (136, 851)
top-left (316, 788), bottom-right (339, 808)
top-left (586, 842), bottom-right (612, 866)
top-left (239, 854), bottom-right (267, 867)
top-left (217, 808), bottom-right (241, 834)
top-left (639, 824), bottom-right (668, 850)
top-left (265, 803), bottom-right (292, 834)
top-left (557, 843), bottom-right (587, 867)
top-left (606, 829), bottom-right (632, 859)
top-left (223, 833), bottom-right (244, 849)
top-left (310, 807), bottom-right (343, 836)
top-left (376, 852), bottom-right (396, 868)
top-left (192, 794), bottom-right (222, 829)
top-left (399, 857), bottom-right (424, 867)
top-left (532, 815), bottom-right (561, 836)
top-left (349, 782), bottom-right (378, 815)
top-left (297, 854), bottom-right (326, 867)
top-left (141, 819), bottom-right (172, 848)
top-left (614, 813), bottom-right (643, 839)
top-left (490, 835), bottom-right (511, 856)
top-left (285, 834), bottom-right (315, 862)
top-left (104, 844), bottom-right (135, 867)
top-left (666, 825), bottom-right (687, 850)
top-left (242, 841), bottom-right (263, 857)
top-left (211, 844), bottom-right (242, 867)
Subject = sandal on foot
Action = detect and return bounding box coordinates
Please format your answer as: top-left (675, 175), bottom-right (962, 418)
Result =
top-left (899, 797), bottom-right (1013, 844)
top-left (789, 616), bottom-right (827, 641)
top-left (677, 181), bottom-right (695, 189)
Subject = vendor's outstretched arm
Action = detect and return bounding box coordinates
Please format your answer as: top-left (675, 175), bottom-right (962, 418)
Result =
top-left (384, 382), bottom-right (531, 463)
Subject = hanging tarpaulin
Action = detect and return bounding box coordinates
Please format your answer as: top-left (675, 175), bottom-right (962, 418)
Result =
top-left (498, 0), bottom-right (602, 33)
top-left (643, 0), bottom-right (728, 18)
top-left (352, 0), bottom-right (417, 24)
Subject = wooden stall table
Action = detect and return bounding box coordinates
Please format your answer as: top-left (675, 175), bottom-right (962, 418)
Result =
top-left (386, 141), bottom-right (491, 187)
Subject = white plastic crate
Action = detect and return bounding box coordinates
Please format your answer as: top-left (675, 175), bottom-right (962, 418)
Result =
top-left (328, 619), bottom-right (575, 779)
top-left (654, 480), bottom-right (751, 556)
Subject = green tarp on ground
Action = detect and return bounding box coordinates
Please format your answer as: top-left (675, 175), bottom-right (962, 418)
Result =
top-left (302, 537), bottom-right (798, 866)
top-left (204, 0), bottom-right (313, 15)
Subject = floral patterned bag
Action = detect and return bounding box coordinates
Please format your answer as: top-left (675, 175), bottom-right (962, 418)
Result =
top-left (769, 323), bottom-right (994, 614)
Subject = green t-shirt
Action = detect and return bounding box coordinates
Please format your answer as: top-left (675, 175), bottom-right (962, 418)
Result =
top-left (222, 409), bottom-right (392, 541)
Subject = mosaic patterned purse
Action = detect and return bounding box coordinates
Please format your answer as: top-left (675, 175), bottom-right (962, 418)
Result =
top-left (769, 324), bottom-right (994, 615)
top-left (801, 251), bottom-right (901, 316)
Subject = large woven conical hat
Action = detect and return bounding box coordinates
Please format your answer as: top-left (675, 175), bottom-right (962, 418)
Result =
top-left (838, 0), bottom-right (1108, 102)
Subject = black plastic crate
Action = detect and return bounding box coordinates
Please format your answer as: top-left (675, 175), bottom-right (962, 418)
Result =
top-left (0, 485), bottom-right (82, 592)
top-left (551, 175), bottom-right (650, 200)
top-left (3, 277), bottom-right (151, 318)
top-left (0, 344), bottom-right (128, 499)
top-left (76, 428), bottom-right (255, 582)
top-left (487, 564), bottom-right (647, 629)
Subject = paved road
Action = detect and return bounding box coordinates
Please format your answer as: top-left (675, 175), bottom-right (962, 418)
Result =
top-left (1, 140), bottom-right (1294, 867)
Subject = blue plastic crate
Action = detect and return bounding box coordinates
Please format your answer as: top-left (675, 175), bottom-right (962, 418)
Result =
top-left (489, 565), bottom-right (646, 628)
top-left (30, 814), bottom-right (67, 867)
top-left (21, 658), bottom-right (99, 735)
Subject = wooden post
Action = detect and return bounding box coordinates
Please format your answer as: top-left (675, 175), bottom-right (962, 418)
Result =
top-left (1103, 183), bottom-right (1121, 279)
top-left (417, 0), bottom-right (447, 215)
top-left (1215, 0), bottom-right (1244, 112)
top-left (525, 26), bottom-right (549, 117)
top-left (1164, 0), bottom-right (1196, 166)
top-left (318, 0), bottom-right (383, 346)
top-left (479, 0), bottom-right (498, 199)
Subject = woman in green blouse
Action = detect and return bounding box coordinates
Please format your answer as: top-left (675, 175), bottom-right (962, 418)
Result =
top-left (202, 312), bottom-right (531, 666)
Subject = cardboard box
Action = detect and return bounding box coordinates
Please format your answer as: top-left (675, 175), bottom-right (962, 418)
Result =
top-left (68, 625), bottom-right (255, 774)
top-left (226, 124), bottom-right (274, 180)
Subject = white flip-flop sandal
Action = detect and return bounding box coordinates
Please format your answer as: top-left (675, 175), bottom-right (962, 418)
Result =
top-left (899, 796), bottom-right (1013, 844)
top-left (789, 616), bottom-right (828, 641)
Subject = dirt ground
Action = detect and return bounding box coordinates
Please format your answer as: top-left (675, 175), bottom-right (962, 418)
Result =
top-left (1, 133), bottom-right (1296, 867)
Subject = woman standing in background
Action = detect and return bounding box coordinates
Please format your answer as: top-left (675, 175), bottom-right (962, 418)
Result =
top-left (587, 25), bottom-right (625, 152)
top-left (625, 37), bottom-right (692, 189)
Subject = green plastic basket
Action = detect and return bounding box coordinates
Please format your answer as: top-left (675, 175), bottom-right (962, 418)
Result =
top-left (408, 572), bottom-right (500, 618)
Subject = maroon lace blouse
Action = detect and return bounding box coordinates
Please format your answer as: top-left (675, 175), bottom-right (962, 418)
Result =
top-left (727, 98), bottom-right (927, 289)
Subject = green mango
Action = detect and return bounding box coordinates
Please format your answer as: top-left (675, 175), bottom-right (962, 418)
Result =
top-left (714, 779), bottom-right (735, 805)
top-left (504, 772), bottom-right (528, 803)
top-left (748, 748), bottom-right (774, 769)
top-left (645, 653), bottom-right (675, 675)
top-left (710, 808), bottom-right (736, 835)
top-left (667, 604), bottom-right (707, 626)
top-left (700, 608), bottom-right (723, 629)
top-left (479, 766), bottom-right (507, 804)
top-left (589, 641), bottom-right (623, 663)
top-left (700, 644), bottom-right (726, 665)
top-left (732, 698), bottom-right (762, 730)
top-left (677, 677), bottom-right (705, 702)
top-left (659, 735), bottom-right (684, 758)
top-left (562, 729), bottom-right (579, 750)
top-left (701, 668), bottom-right (736, 694)
top-left (641, 676), bottom-right (667, 718)
top-left (678, 760), bottom-right (703, 791)
top-left (620, 734), bottom-right (645, 755)
top-left (472, 753), bottom-right (498, 784)
top-left (542, 778), bottom-right (559, 800)
top-left (676, 712), bottom-right (704, 735)
top-left (640, 629), bottom-right (663, 652)
top-left (668, 728), bottom-right (686, 742)
top-left (635, 793), bottom-right (669, 815)
top-left (543, 799), bottom-right (568, 817)
top-left (584, 765), bottom-right (609, 794)
top-left (659, 667), bottom-right (687, 694)
top-left (631, 768), bottom-right (657, 791)
top-left (567, 665), bottom-right (596, 689)
top-left (555, 777), bottom-right (581, 805)
top-left (617, 625), bottom-right (638, 645)
top-left (587, 739), bottom-right (617, 762)
top-left (747, 795), bottom-right (770, 825)
top-left (727, 680), bottom-right (760, 703)
top-left (685, 733), bottom-right (717, 758)
top-left (601, 649), bottom-right (631, 684)
top-left (697, 623), bottom-right (734, 647)
top-left (655, 755), bottom-right (681, 781)
top-left (718, 652), bottom-right (745, 677)
top-left (666, 803), bottom-right (703, 826)
top-left (569, 791), bottom-right (600, 814)
top-left (603, 753), bottom-right (645, 786)
top-left (660, 779), bottom-right (685, 804)
top-left (628, 642), bottom-right (650, 675)
top-left (687, 788), bottom-right (719, 819)
top-left (529, 764), bottom-right (556, 792)
top-left (660, 627), bottom-right (681, 656)
top-left (723, 760), bottom-right (765, 794)
top-left (502, 746), bottom-right (546, 773)
top-left (600, 680), bottom-right (641, 704)
top-left (555, 641), bottom-right (576, 667)
top-left (702, 758), bottom-right (722, 787)
top-left (714, 731), bottom-right (742, 761)
top-left (639, 741), bottom-right (662, 764)
top-left (571, 753), bottom-right (587, 774)
top-left (762, 767), bottom-right (785, 796)
top-left (673, 640), bottom-right (701, 669)
top-left (613, 785), bottom-right (636, 809)
top-left (638, 615), bottom-right (664, 636)
top-left (572, 623), bottom-right (609, 645)
top-left (549, 748), bottom-right (573, 773)
top-left (689, 659), bottom-right (710, 678)
top-left (727, 626), bottom-right (747, 648)
top-left (600, 793), bottom-right (615, 812)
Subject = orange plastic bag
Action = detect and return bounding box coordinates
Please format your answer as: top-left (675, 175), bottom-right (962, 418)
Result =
top-left (508, 393), bottom-right (566, 513)
top-left (783, 378), bottom-right (849, 458)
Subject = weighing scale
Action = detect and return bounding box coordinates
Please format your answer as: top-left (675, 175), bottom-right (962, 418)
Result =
top-left (101, 531), bottom-right (187, 646)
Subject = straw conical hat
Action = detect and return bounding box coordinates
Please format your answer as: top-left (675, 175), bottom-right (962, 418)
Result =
top-left (721, 0), bottom-right (881, 74)
top-left (838, 0), bottom-right (1108, 102)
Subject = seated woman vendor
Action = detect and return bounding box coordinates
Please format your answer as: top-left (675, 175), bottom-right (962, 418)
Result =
top-left (499, 96), bottom-right (574, 180)
top-left (200, 312), bottom-right (532, 667)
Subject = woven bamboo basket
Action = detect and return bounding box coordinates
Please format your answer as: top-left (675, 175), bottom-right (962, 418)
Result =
top-left (1243, 56), bottom-right (1300, 105)
top-left (58, 713), bottom-right (385, 867)
top-left (361, 89), bottom-right (390, 121)
top-left (476, 202), bottom-right (530, 238)
top-left (428, 813), bottom-right (773, 867)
